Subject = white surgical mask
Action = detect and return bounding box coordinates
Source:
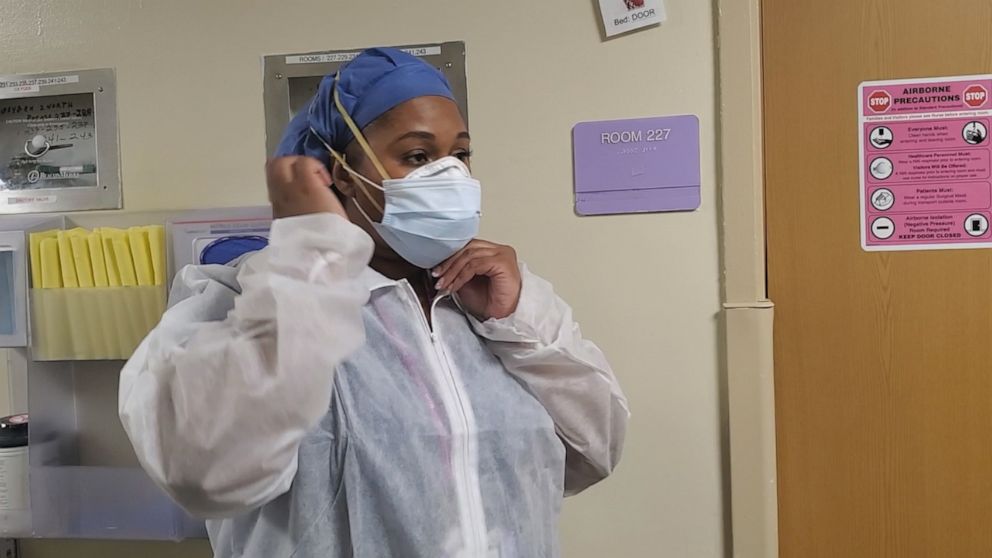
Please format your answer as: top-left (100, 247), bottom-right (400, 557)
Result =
top-left (308, 73), bottom-right (481, 269)
top-left (347, 157), bottom-right (481, 269)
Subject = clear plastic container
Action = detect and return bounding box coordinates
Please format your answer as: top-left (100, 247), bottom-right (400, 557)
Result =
top-left (0, 249), bottom-right (14, 337)
top-left (26, 358), bottom-right (206, 540)
top-left (30, 285), bottom-right (166, 361)
top-left (0, 216), bottom-right (65, 348)
top-left (0, 233), bottom-right (28, 348)
top-left (29, 466), bottom-right (205, 540)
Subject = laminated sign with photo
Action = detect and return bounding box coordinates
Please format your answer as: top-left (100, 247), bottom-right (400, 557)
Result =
top-left (0, 92), bottom-right (98, 192)
top-left (599, 0), bottom-right (666, 37)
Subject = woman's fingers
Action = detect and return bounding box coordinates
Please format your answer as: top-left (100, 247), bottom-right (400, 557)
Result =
top-left (266, 156), bottom-right (345, 218)
top-left (292, 156), bottom-right (333, 187)
top-left (433, 240), bottom-right (497, 277)
top-left (445, 258), bottom-right (493, 294)
top-left (436, 247), bottom-right (497, 290)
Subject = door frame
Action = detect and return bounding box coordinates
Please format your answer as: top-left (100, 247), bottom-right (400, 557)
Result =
top-left (716, 0), bottom-right (778, 556)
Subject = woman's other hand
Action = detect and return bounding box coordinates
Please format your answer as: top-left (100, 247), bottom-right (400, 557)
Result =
top-left (433, 240), bottom-right (522, 320)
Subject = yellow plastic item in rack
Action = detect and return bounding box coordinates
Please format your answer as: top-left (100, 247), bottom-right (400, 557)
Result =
top-left (29, 230), bottom-right (57, 289)
top-left (111, 236), bottom-right (138, 287)
top-left (55, 231), bottom-right (79, 288)
top-left (128, 227), bottom-right (154, 287)
top-left (70, 235), bottom-right (94, 288)
top-left (88, 231), bottom-right (109, 287)
top-left (146, 225), bottom-right (165, 286)
top-left (39, 238), bottom-right (62, 289)
top-left (100, 230), bottom-right (122, 287)
top-left (102, 228), bottom-right (137, 286)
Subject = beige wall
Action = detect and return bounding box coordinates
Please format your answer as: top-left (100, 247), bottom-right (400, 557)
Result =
top-left (1, 1), bottom-right (724, 556)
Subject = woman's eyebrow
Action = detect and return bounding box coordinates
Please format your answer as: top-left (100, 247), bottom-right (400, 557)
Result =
top-left (392, 131), bottom-right (435, 143)
top-left (390, 131), bottom-right (471, 144)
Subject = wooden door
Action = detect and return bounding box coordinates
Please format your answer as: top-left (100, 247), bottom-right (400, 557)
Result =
top-left (763, 1), bottom-right (992, 556)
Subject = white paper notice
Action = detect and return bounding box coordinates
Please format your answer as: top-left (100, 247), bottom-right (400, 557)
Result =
top-left (599, 0), bottom-right (666, 37)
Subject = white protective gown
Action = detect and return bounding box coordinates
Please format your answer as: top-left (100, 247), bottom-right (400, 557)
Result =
top-left (119, 213), bottom-right (629, 557)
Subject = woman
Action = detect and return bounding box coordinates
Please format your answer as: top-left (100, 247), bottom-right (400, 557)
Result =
top-left (120, 48), bottom-right (628, 557)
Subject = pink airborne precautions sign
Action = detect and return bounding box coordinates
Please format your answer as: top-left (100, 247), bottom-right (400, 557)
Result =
top-left (860, 75), bottom-right (992, 251)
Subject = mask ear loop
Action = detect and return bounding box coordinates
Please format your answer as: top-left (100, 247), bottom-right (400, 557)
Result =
top-left (307, 128), bottom-right (386, 215)
top-left (324, 72), bottom-right (391, 215)
top-left (325, 141), bottom-right (386, 215)
top-left (305, 91), bottom-right (385, 215)
top-left (306, 130), bottom-right (382, 229)
top-left (332, 74), bottom-right (391, 181)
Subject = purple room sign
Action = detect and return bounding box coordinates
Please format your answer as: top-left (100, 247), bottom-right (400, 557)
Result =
top-left (572, 115), bottom-right (700, 216)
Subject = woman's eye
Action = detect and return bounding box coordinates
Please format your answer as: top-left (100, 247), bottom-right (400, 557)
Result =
top-left (404, 152), bottom-right (430, 166)
top-left (455, 150), bottom-right (473, 162)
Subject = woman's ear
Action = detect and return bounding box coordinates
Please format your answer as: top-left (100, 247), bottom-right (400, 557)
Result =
top-left (332, 159), bottom-right (357, 198)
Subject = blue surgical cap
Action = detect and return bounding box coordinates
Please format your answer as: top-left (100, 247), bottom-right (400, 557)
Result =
top-left (274, 47), bottom-right (455, 168)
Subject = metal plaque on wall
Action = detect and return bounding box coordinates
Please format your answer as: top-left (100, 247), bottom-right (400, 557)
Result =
top-left (0, 68), bottom-right (121, 214)
top-left (262, 42), bottom-right (468, 157)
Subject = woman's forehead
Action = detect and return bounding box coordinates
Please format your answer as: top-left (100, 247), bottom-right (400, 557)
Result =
top-left (370, 96), bottom-right (467, 138)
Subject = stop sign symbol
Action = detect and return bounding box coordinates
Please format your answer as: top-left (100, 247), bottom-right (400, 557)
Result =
top-left (964, 85), bottom-right (988, 108)
top-left (869, 90), bottom-right (892, 113)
